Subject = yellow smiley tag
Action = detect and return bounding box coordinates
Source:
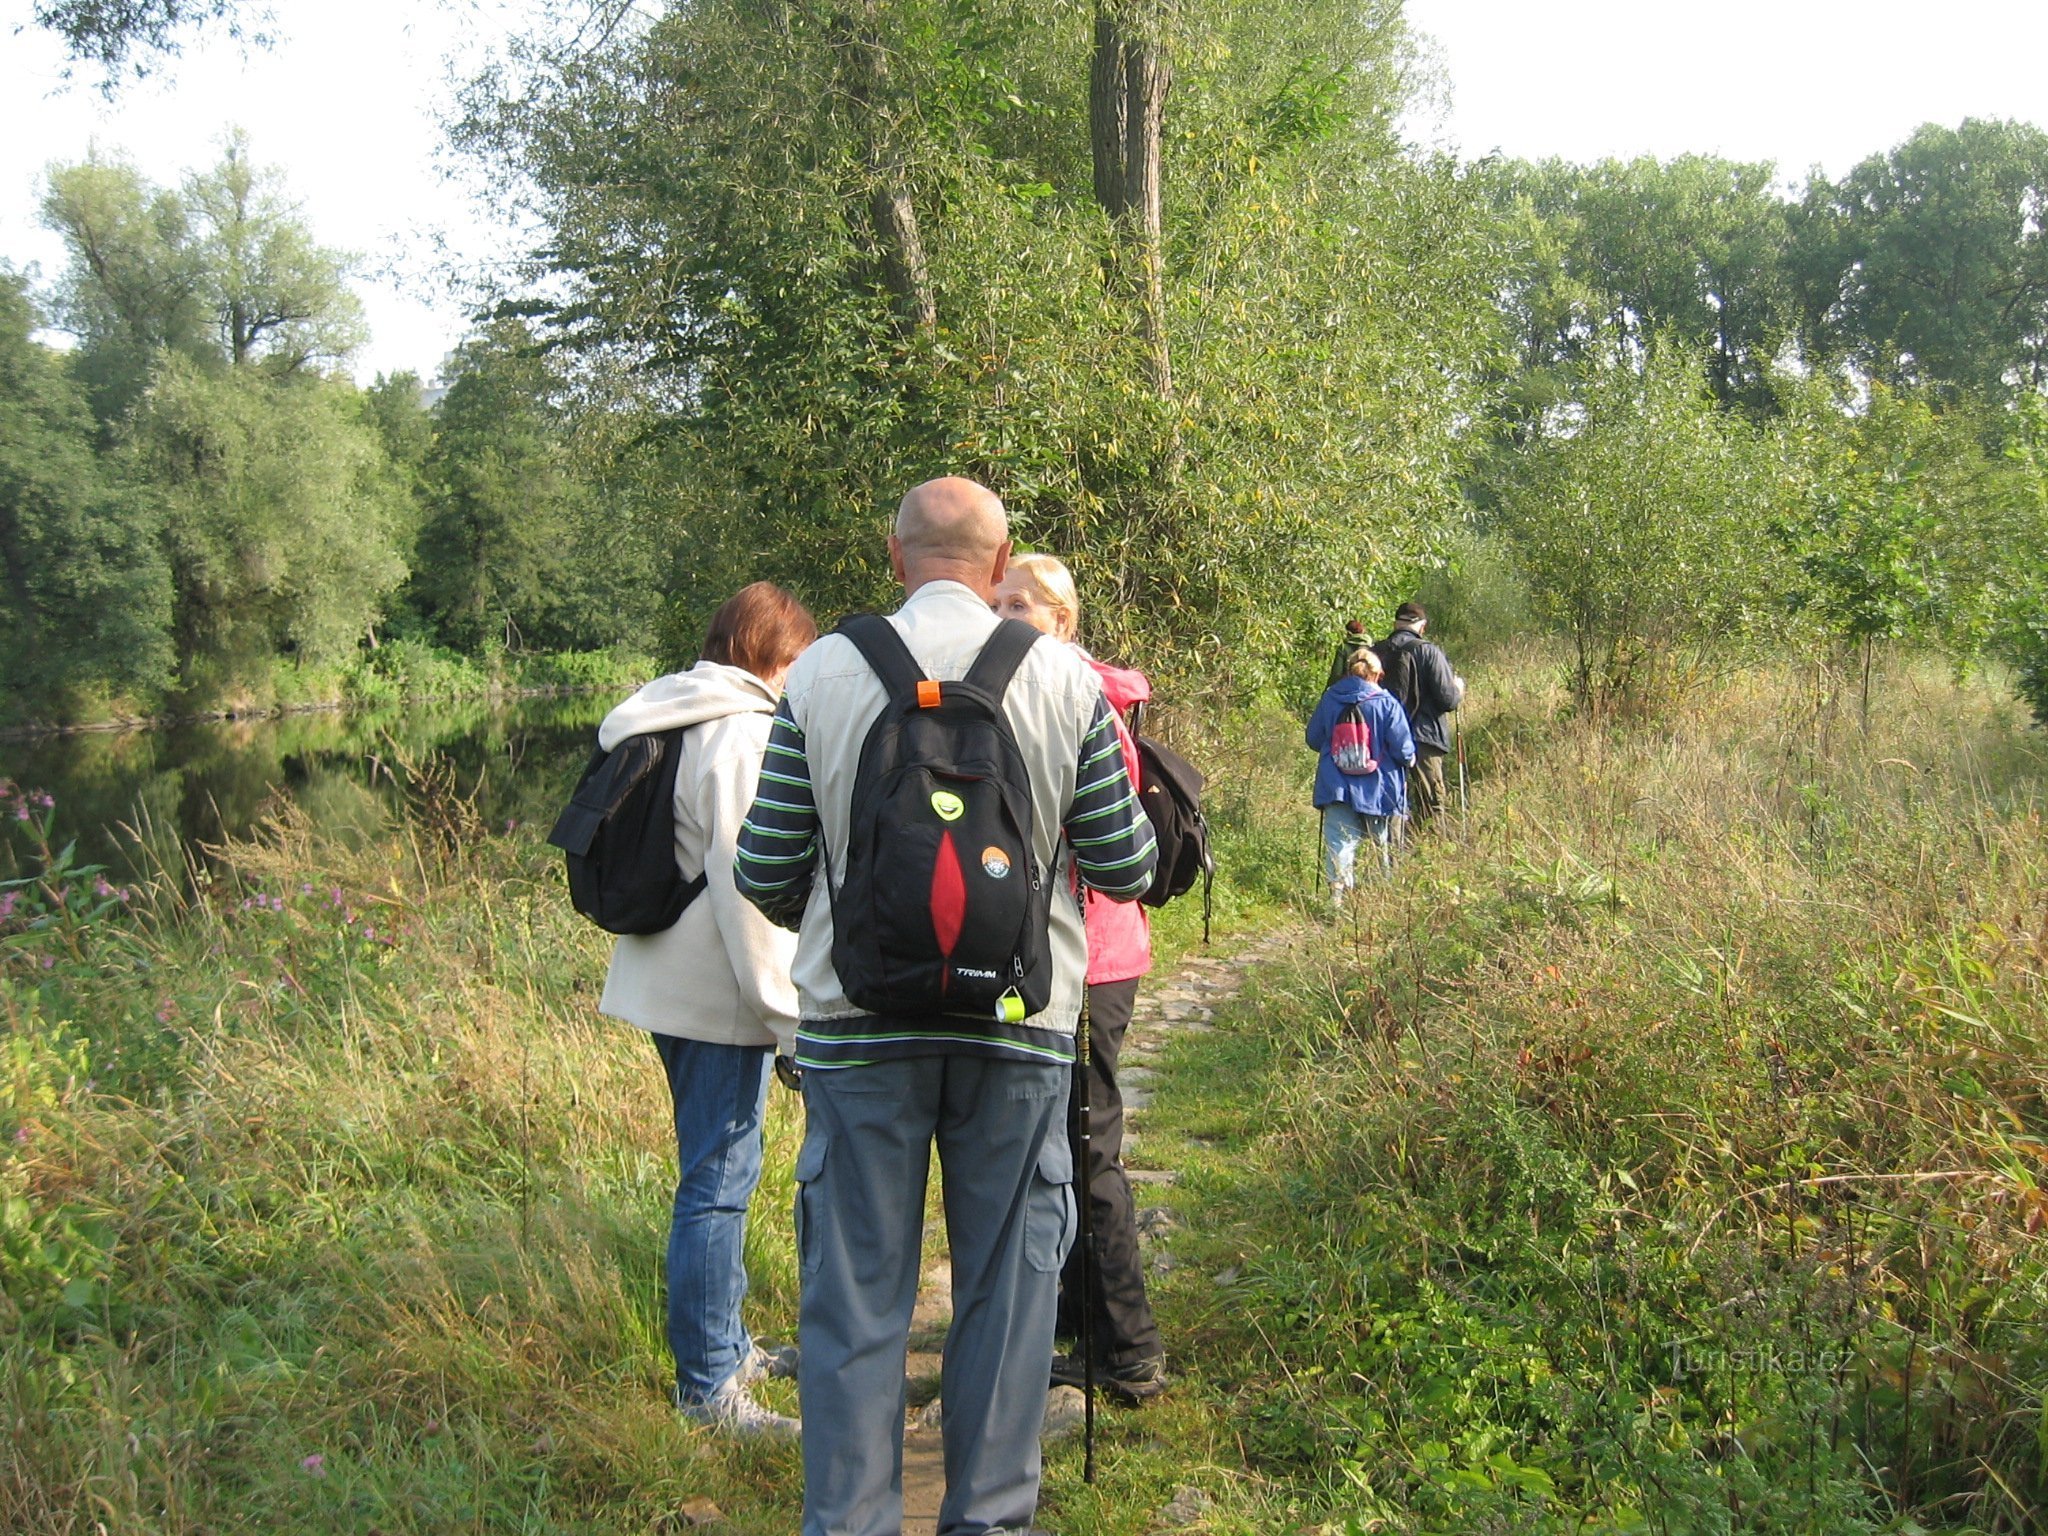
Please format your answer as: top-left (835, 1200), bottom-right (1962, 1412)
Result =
top-left (930, 790), bottom-right (965, 822)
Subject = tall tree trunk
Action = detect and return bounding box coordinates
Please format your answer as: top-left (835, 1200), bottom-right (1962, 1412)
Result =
top-left (1089, 3), bottom-right (1172, 402)
top-left (834, 3), bottom-right (936, 335)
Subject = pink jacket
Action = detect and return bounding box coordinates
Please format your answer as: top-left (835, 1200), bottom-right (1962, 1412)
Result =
top-left (1081, 654), bottom-right (1153, 984)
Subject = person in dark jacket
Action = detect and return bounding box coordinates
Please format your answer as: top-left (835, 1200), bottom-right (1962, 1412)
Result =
top-left (1306, 649), bottom-right (1415, 899)
top-left (1326, 617), bottom-right (1374, 685)
top-left (1377, 601), bottom-right (1463, 824)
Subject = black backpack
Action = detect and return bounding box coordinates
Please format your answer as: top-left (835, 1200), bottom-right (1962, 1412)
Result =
top-left (830, 615), bottom-right (1053, 1022)
top-left (1378, 630), bottom-right (1420, 719)
top-left (1128, 703), bottom-right (1216, 941)
top-left (546, 726), bottom-right (708, 935)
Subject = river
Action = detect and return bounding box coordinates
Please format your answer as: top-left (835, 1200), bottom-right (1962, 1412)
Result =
top-left (0, 692), bottom-right (614, 884)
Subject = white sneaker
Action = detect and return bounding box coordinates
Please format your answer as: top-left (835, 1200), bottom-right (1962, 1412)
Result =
top-left (678, 1376), bottom-right (801, 1441)
top-left (736, 1341), bottom-right (799, 1385)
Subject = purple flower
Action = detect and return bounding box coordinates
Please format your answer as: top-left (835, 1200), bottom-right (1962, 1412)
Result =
top-left (39, 955), bottom-right (54, 970)
top-left (155, 1000), bottom-right (175, 1023)
top-left (95, 877), bottom-right (114, 898)
top-left (300, 883), bottom-right (313, 895)
top-left (117, 888), bottom-right (130, 903)
top-left (13, 807), bottom-right (29, 821)
top-left (33, 793), bottom-right (52, 810)
top-left (0, 892), bottom-right (16, 920)
top-left (12, 1126), bottom-right (28, 1145)
top-left (299, 1453), bottom-right (326, 1478)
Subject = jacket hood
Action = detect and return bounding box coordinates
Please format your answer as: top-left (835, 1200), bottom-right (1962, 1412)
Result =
top-left (1083, 654), bottom-right (1151, 712)
top-left (597, 661), bottom-right (777, 750)
top-left (1324, 675), bottom-right (1380, 702)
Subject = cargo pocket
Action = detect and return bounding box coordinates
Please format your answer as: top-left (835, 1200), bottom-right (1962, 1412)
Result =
top-left (1023, 1132), bottom-right (1075, 1274)
top-left (793, 1133), bottom-right (828, 1278)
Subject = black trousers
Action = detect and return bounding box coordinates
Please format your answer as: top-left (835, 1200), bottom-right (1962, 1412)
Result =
top-left (1056, 976), bottom-right (1163, 1366)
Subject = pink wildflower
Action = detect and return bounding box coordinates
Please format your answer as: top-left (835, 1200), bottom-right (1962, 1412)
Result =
top-left (299, 1453), bottom-right (326, 1477)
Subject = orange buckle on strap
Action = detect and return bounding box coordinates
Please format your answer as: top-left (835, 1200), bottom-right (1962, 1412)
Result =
top-left (917, 680), bottom-right (943, 709)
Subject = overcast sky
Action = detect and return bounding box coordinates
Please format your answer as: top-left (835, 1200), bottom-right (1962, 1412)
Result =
top-left (4, 0), bottom-right (2045, 383)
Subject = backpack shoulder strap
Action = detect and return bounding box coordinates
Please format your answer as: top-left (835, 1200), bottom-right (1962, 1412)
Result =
top-left (961, 618), bottom-right (1040, 703)
top-left (838, 613), bottom-right (927, 707)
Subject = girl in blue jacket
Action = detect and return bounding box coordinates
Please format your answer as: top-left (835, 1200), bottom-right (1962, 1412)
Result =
top-left (1305, 648), bottom-right (1415, 899)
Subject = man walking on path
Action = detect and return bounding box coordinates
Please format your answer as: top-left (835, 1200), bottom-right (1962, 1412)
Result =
top-left (736, 477), bottom-right (1158, 1536)
top-left (1377, 601), bottom-right (1464, 825)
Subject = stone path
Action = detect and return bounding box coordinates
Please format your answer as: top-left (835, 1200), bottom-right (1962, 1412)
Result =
top-left (896, 929), bottom-right (1293, 1535)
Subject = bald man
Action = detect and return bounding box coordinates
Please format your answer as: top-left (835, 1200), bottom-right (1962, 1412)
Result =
top-left (738, 477), bottom-right (1157, 1536)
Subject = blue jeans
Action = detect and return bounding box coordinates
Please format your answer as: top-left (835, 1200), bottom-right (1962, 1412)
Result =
top-left (1321, 802), bottom-right (1392, 889)
top-left (652, 1033), bottom-right (774, 1404)
top-left (796, 1055), bottom-right (1073, 1536)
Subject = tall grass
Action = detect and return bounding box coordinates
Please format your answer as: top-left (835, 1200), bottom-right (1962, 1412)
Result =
top-left (1143, 649), bottom-right (2048, 1533)
top-left (4, 650), bottom-right (2043, 1534)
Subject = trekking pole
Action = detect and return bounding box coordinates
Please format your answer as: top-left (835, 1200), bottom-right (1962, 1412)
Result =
top-left (1455, 708), bottom-right (1469, 828)
top-left (1075, 992), bottom-right (1097, 1483)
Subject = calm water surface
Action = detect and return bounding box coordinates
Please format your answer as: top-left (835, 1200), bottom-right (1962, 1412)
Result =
top-left (0, 692), bottom-right (616, 883)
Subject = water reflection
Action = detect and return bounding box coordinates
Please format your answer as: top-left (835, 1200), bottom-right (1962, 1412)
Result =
top-left (0, 692), bottom-right (615, 882)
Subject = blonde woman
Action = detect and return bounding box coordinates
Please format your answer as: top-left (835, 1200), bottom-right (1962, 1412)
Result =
top-left (991, 553), bottom-right (1168, 1401)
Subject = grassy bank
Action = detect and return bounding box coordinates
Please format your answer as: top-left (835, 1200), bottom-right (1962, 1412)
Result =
top-left (3, 652), bottom-right (2044, 1533)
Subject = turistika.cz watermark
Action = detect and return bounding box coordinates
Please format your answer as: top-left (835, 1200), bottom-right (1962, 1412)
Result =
top-left (1665, 1341), bottom-right (1850, 1379)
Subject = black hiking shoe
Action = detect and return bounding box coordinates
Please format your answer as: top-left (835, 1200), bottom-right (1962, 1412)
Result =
top-left (1048, 1351), bottom-right (1168, 1403)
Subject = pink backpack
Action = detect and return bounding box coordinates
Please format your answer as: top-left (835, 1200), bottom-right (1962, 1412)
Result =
top-left (1330, 701), bottom-right (1378, 775)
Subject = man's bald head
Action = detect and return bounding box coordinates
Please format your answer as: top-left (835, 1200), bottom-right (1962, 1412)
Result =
top-left (889, 476), bottom-right (1011, 596)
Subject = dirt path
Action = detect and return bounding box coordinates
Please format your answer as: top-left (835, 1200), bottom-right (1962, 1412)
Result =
top-left (897, 931), bottom-right (1292, 1535)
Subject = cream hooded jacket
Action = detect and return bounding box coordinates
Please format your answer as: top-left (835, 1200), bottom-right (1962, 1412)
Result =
top-left (596, 662), bottom-right (799, 1053)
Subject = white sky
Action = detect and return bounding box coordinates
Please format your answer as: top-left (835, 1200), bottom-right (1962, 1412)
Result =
top-left (3, 0), bottom-right (2046, 383)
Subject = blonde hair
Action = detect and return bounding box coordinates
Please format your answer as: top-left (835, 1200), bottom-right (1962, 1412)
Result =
top-left (1006, 552), bottom-right (1080, 637)
top-left (1346, 647), bottom-right (1383, 679)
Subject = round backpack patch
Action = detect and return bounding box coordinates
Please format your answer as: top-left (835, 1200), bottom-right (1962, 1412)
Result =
top-left (930, 789), bottom-right (965, 822)
top-left (981, 846), bottom-right (1012, 879)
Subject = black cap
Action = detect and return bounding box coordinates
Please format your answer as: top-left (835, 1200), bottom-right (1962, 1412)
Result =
top-left (1395, 601), bottom-right (1426, 624)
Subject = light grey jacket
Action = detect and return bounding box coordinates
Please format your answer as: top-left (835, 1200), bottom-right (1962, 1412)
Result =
top-left (597, 661), bottom-right (800, 1052)
top-left (777, 580), bottom-right (1107, 1038)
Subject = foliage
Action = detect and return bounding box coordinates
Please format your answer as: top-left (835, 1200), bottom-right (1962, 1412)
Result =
top-left (1482, 154), bottom-right (1800, 418)
top-left (6, 658), bottom-right (2043, 1532)
top-left (1990, 394), bottom-right (2048, 722)
top-left (1792, 118), bottom-right (2048, 401)
top-left (0, 270), bottom-right (173, 716)
top-left (409, 321), bottom-right (663, 656)
top-left (29, 0), bottom-right (268, 86)
top-left (128, 356), bottom-right (412, 690)
top-left (1488, 344), bottom-right (1788, 704)
top-left (459, 0), bottom-right (1500, 692)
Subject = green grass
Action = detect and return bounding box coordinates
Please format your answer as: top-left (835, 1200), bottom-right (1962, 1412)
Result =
top-left (4, 648), bottom-right (2045, 1533)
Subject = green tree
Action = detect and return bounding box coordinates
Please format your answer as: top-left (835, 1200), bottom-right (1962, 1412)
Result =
top-left (460, 0), bottom-right (1498, 687)
top-left (1492, 343), bottom-right (1787, 704)
top-left (0, 270), bottom-right (173, 713)
top-left (1772, 381), bottom-right (2008, 714)
top-left (41, 153), bottom-right (212, 429)
top-left (409, 322), bottom-right (636, 654)
top-left (1484, 154), bottom-right (1799, 415)
top-left (31, 0), bottom-right (268, 87)
top-left (129, 357), bottom-right (411, 692)
top-left (42, 136), bottom-right (365, 425)
top-left (1792, 119), bottom-right (2048, 399)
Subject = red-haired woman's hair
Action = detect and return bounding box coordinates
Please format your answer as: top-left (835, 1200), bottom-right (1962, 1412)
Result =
top-left (701, 582), bottom-right (817, 679)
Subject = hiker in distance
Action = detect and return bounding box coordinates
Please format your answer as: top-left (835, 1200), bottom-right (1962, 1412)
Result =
top-left (1306, 647), bottom-right (1415, 903)
top-left (1326, 616), bottom-right (1374, 685)
top-left (992, 553), bottom-right (1170, 1405)
top-left (1376, 601), bottom-right (1464, 826)
top-left (593, 582), bottom-right (818, 1438)
top-left (736, 478), bottom-right (1158, 1536)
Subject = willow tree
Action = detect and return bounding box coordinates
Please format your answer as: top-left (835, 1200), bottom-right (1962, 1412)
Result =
top-left (462, 0), bottom-right (1500, 688)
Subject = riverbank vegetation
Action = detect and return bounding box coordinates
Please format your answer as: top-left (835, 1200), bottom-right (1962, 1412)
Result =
top-left (5, 650), bottom-right (2043, 1532)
